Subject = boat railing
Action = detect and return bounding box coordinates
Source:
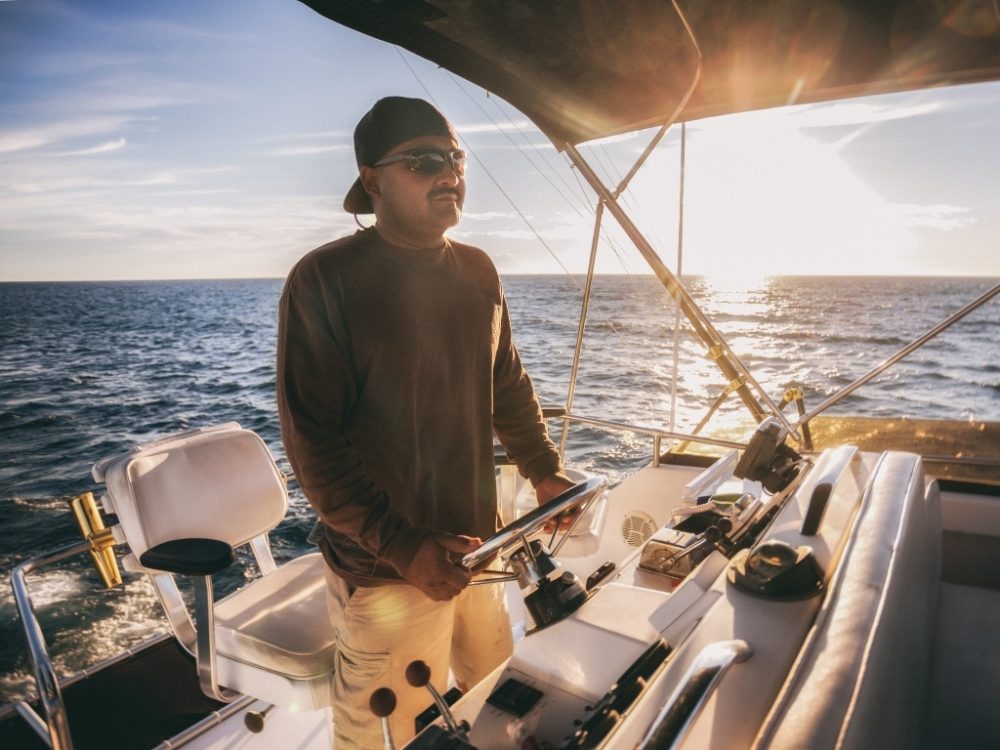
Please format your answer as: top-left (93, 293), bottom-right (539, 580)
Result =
top-left (11, 540), bottom-right (93, 749)
top-left (10, 539), bottom-right (262, 750)
top-left (551, 411), bottom-right (1000, 485)
top-left (557, 412), bottom-right (744, 467)
top-left (796, 281), bottom-right (1000, 430)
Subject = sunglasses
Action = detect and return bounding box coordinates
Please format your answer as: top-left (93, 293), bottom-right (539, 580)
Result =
top-left (373, 148), bottom-right (467, 177)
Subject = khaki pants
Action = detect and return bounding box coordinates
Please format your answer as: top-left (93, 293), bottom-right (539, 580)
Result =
top-left (324, 567), bottom-right (513, 749)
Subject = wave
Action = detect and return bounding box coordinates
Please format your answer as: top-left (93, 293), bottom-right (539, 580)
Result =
top-left (0, 275), bottom-right (996, 704)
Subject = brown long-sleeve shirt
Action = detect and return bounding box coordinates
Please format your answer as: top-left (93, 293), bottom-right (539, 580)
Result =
top-left (277, 228), bottom-right (562, 586)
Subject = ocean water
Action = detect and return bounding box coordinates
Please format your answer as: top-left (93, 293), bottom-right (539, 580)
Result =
top-left (1, 274), bottom-right (997, 704)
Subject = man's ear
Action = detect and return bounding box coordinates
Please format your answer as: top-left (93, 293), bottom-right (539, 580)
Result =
top-left (360, 166), bottom-right (380, 199)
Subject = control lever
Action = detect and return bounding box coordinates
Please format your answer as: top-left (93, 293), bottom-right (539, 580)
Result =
top-left (370, 687), bottom-right (398, 750)
top-left (703, 519), bottom-right (735, 555)
top-left (244, 703), bottom-right (275, 733)
top-left (405, 660), bottom-right (469, 739)
top-left (652, 518), bottom-right (736, 574)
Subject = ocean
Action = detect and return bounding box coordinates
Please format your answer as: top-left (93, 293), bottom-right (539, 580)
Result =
top-left (1, 274), bottom-right (997, 704)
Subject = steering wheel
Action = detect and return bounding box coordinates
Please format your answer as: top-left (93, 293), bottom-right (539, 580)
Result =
top-left (459, 476), bottom-right (607, 572)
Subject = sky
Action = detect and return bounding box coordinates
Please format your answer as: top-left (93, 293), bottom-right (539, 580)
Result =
top-left (1, 0), bottom-right (999, 282)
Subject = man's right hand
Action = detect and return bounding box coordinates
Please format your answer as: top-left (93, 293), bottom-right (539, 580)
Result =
top-left (402, 532), bottom-right (480, 601)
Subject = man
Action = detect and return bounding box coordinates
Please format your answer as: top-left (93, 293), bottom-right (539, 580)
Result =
top-left (276, 96), bottom-right (572, 747)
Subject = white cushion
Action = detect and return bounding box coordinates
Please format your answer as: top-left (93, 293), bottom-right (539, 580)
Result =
top-left (215, 553), bottom-right (335, 679)
top-left (760, 452), bottom-right (935, 749)
top-left (99, 424), bottom-right (287, 556)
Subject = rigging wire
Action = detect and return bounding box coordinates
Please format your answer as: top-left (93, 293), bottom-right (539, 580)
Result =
top-left (393, 47), bottom-right (579, 281)
top-left (454, 64), bottom-right (684, 292)
top-left (476, 86), bottom-right (592, 218)
top-left (469, 79), bottom-right (655, 285)
top-left (452, 70), bottom-right (686, 418)
top-left (447, 67), bottom-right (650, 286)
top-left (591, 143), bottom-right (640, 215)
top-left (453, 72), bottom-right (672, 291)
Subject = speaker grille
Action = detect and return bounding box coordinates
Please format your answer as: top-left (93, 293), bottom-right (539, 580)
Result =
top-left (621, 511), bottom-right (657, 547)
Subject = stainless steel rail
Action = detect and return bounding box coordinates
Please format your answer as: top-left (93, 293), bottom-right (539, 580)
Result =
top-left (638, 639), bottom-right (753, 749)
top-left (460, 476), bottom-right (606, 570)
top-left (554, 0), bottom-right (801, 443)
top-left (15, 700), bottom-right (51, 744)
top-left (563, 143), bottom-right (798, 439)
top-left (11, 540), bottom-right (93, 750)
top-left (797, 282), bottom-right (1000, 427)
top-left (561, 412), bottom-right (745, 466)
top-left (561, 201), bottom-right (604, 458)
top-left (12, 543), bottom-right (260, 750)
top-left (150, 695), bottom-right (256, 750)
top-left (192, 576), bottom-right (239, 703)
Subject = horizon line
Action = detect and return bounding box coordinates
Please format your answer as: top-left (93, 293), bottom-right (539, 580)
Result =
top-left (2, 272), bottom-right (999, 284)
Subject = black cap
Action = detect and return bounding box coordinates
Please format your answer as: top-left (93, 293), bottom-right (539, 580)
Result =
top-left (343, 97), bottom-right (458, 214)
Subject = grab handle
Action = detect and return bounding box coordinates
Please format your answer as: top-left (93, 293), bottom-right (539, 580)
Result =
top-left (638, 639), bottom-right (752, 749)
top-left (800, 445), bottom-right (857, 536)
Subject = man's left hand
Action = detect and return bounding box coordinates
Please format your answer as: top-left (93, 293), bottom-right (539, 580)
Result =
top-left (535, 473), bottom-right (579, 533)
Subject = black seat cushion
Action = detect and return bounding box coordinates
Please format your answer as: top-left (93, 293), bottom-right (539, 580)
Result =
top-left (140, 538), bottom-right (234, 575)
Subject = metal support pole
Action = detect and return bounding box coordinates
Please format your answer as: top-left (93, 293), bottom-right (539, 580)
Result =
top-left (669, 122), bottom-right (687, 438)
top-left (561, 201), bottom-right (604, 457)
top-left (798, 282), bottom-right (1000, 427)
top-left (564, 142), bottom-right (799, 440)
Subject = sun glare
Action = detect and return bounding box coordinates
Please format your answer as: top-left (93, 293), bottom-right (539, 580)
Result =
top-left (631, 106), bottom-right (921, 286)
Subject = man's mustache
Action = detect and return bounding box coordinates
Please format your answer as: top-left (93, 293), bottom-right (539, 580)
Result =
top-left (429, 187), bottom-right (461, 200)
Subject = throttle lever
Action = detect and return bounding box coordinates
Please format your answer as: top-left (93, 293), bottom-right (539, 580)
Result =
top-left (406, 660), bottom-right (469, 739)
top-left (370, 687), bottom-right (398, 750)
top-left (704, 519), bottom-right (735, 556)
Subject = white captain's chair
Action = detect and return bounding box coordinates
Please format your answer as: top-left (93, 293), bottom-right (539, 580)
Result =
top-left (92, 422), bottom-right (335, 713)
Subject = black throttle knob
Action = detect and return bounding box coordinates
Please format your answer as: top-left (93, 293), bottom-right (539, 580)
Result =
top-left (405, 660), bottom-right (432, 688)
top-left (369, 687), bottom-right (397, 718)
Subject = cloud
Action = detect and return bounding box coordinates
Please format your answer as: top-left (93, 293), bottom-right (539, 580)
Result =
top-left (262, 144), bottom-right (352, 158)
top-left (132, 18), bottom-right (254, 44)
top-left (256, 130), bottom-right (350, 144)
top-left (0, 191), bottom-right (346, 280)
top-left (0, 115), bottom-right (136, 154)
top-left (254, 130), bottom-right (353, 158)
top-left (6, 172), bottom-right (176, 195)
top-left (455, 118), bottom-right (537, 135)
top-left (49, 138), bottom-right (127, 157)
top-left (788, 101), bottom-right (943, 129)
top-left (27, 50), bottom-right (152, 78)
top-left (3, 162), bottom-right (237, 196)
top-left (689, 98), bottom-right (945, 136)
top-left (461, 211), bottom-right (517, 222)
top-left (893, 203), bottom-right (975, 232)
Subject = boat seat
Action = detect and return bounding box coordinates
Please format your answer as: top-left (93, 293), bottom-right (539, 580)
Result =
top-left (757, 451), bottom-right (939, 749)
top-left (92, 422), bottom-right (335, 711)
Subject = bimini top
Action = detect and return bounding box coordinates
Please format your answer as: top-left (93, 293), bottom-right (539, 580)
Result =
top-left (300, 0), bottom-right (1000, 145)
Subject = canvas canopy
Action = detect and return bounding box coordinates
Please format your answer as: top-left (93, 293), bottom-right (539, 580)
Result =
top-left (299, 0), bottom-right (1000, 145)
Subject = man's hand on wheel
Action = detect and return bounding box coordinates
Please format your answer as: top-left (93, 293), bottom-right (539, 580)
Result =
top-left (403, 532), bottom-right (480, 601)
top-left (535, 473), bottom-right (580, 533)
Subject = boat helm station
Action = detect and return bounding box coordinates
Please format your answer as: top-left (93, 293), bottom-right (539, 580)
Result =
top-left (362, 418), bottom-right (853, 750)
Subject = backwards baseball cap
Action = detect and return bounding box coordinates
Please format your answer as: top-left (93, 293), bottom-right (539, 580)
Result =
top-left (343, 96), bottom-right (458, 215)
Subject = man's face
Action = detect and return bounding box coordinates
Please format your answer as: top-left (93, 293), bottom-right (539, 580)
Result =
top-left (362, 134), bottom-right (466, 244)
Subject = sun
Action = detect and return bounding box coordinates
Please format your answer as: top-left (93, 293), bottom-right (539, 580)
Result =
top-left (629, 105), bottom-right (919, 284)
